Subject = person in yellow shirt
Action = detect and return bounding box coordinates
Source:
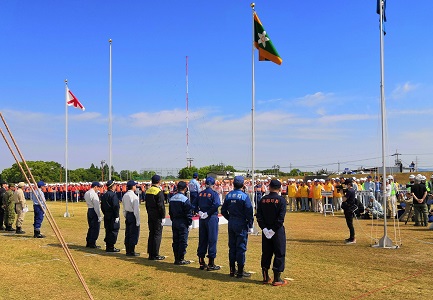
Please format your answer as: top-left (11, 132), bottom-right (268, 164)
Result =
top-left (295, 180), bottom-right (302, 211)
top-left (287, 179), bottom-right (297, 212)
top-left (313, 180), bottom-right (323, 213)
top-left (323, 179), bottom-right (334, 208)
top-left (299, 181), bottom-right (309, 211)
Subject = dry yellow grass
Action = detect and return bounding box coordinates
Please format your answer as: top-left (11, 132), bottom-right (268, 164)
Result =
top-left (0, 201), bottom-right (431, 300)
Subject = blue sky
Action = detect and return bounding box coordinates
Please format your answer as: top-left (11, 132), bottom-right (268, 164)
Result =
top-left (1, 0), bottom-right (432, 175)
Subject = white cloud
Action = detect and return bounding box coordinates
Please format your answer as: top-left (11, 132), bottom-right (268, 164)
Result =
top-left (391, 82), bottom-right (420, 99)
top-left (318, 113), bottom-right (376, 123)
top-left (296, 92), bottom-right (335, 107)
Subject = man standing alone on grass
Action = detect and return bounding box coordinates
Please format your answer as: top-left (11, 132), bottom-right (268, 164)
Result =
top-left (256, 179), bottom-right (287, 286)
top-left (84, 181), bottom-right (102, 248)
top-left (101, 180), bottom-right (121, 252)
top-left (145, 175), bottom-right (166, 260)
top-left (221, 176), bottom-right (253, 278)
top-left (169, 181), bottom-right (193, 265)
top-left (123, 180), bottom-right (140, 256)
top-left (341, 180), bottom-right (356, 244)
top-left (30, 181), bottom-right (47, 238)
top-left (14, 182), bottom-right (27, 234)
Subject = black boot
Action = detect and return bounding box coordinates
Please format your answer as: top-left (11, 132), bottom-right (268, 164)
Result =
top-left (206, 257), bottom-right (220, 271)
top-left (34, 229), bottom-right (45, 238)
top-left (6, 225), bottom-right (15, 232)
top-left (126, 245), bottom-right (140, 256)
top-left (272, 270), bottom-right (287, 286)
top-left (236, 264), bottom-right (251, 278)
top-left (106, 244), bottom-right (120, 252)
top-left (16, 227), bottom-right (25, 234)
top-left (199, 257), bottom-right (207, 270)
top-left (262, 268), bottom-right (271, 284)
top-left (229, 261), bottom-right (236, 277)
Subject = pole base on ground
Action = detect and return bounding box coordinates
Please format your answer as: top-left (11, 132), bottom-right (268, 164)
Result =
top-left (371, 235), bottom-right (397, 249)
top-left (64, 211), bottom-right (70, 218)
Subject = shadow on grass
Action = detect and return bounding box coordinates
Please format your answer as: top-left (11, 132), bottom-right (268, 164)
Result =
top-left (47, 242), bottom-right (262, 285)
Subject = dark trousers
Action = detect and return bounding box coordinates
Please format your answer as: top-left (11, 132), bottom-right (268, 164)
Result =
top-left (344, 211), bottom-right (355, 239)
top-left (172, 219), bottom-right (189, 261)
top-left (0, 207), bottom-right (4, 227)
top-left (197, 214), bottom-right (219, 258)
top-left (147, 217), bottom-right (163, 257)
top-left (86, 209), bottom-right (100, 245)
top-left (125, 212), bottom-right (140, 246)
top-left (104, 218), bottom-right (120, 247)
top-left (190, 192), bottom-right (199, 213)
top-left (33, 205), bottom-right (44, 229)
top-left (261, 226), bottom-right (286, 272)
top-left (228, 222), bottom-right (248, 265)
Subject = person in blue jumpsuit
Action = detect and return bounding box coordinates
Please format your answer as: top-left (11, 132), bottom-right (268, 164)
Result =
top-left (256, 179), bottom-right (287, 286)
top-left (169, 181), bottom-right (193, 265)
top-left (188, 172), bottom-right (200, 213)
top-left (31, 181), bottom-right (47, 238)
top-left (221, 176), bottom-right (253, 278)
top-left (196, 176), bottom-right (221, 271)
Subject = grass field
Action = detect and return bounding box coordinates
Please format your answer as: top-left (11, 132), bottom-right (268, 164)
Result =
top-left (0, 201), bottom-right (431, 300)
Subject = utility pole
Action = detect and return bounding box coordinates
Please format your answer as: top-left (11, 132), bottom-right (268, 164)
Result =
top-left (101, 160), bottom-right (105, 181)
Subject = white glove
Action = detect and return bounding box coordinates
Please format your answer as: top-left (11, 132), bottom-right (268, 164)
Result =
top-left (161, 218), bottom-right (166, 225)
top-left (200, 212), bottom-right (208, 219)
top-left (198, 211), bottom-right (203, 217)
top-left (267, 229), bottom-right (275, 239)
top-left (248, 227), bottom-right (254, 234)
top-left (115, 217), bottom-right (119, 223)
top-left (188, 225), bottom-right (192, 232)
top-left (136, 223), bottom-right (140, 227)
top-left (263, 228), bottom-right (269, 238)
top-left (98, 217), bottom-right (103, 222)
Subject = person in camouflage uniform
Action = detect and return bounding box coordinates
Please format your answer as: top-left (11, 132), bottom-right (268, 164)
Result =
top-left (2, 183), bottom-right (16, 231)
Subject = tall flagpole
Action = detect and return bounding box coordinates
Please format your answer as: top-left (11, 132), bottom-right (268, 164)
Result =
top-left (374, 0), bottom-right (393, 249)
top-left (108, 39), bottom-right (113, 180)
top-left (186, 55), bottom-right (191, 168)
top-left (64, 79), bottom-right (70, 218)
top-left (250, 3), bottom-right (257, 232)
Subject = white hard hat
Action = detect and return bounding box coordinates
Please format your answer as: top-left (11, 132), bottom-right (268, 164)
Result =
top-left (387, 175), bottom-right (393, 180)
top-left (409, 174), bottom-right (415, 179)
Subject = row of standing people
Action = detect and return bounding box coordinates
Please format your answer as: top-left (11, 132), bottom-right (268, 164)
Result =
top-left (0, 180), bottom-right (47, 238)
top-left (85, 174), bottom-right (288, 286)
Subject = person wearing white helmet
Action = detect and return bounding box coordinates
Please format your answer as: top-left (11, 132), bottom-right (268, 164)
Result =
top-left (411, 174), bottom-right (428, 226)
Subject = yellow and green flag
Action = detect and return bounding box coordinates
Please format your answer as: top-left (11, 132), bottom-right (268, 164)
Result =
top-left (253, 12), bottom-right (282, 65)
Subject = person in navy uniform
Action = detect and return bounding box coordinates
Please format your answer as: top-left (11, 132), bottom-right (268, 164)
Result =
top-left (221, 176), bottom-right (253, 278)
top-left (84, 181), bottom-right (102, 248)
top-left (122, 180), bottom-right (140, 256)
top-left (30, 181), bottom-right (47, 238)
top-left (144, 174), bottom-right (166, 260)
top-left (0, 180), bottom-right (6, 230)
top-left (256, 179), bottom-right (287, 286)
top-left (188, 172), bottom-right (200, 213)
top-left (196, 176), bottom-right (221, 271)
top-left (101, 180), bottom-right (121, 252)
top-left (169, 181), bottom-right (193, 265)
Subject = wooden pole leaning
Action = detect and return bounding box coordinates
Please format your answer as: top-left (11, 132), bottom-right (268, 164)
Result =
top-left (0, 112), bottom-right (94, 300)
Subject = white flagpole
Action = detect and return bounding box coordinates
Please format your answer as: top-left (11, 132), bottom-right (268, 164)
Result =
top-left (64, 79), bottom-right (70, 217)
top-left (373, 0), bottom-right (393, 248)
top-left (108, 39), bottom-right (113, 180)
top-left (250, 3), bottom-right (259, 235)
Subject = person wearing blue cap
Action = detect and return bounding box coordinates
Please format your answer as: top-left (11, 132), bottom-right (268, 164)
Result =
top-left (196, 176), bottom-right (221, 271)
top-left (221, 176), bottom-right (253, 278)
top-left (169, 181), bottom-right (193, 265)
top-left (256, 179), bottom-right (288, 286)
top-left (144, 174), bottom-right (166, 260)
top-left (30, 181), bottom-right (47, 238)
top-left (84, 181), bottom-right (102, 248)
top-left (188, 172), bottom-right (200, 213)
top-left (123, 180), bottom-right (141, 256)
top-left (101, 180), bottom-right (121, 252)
